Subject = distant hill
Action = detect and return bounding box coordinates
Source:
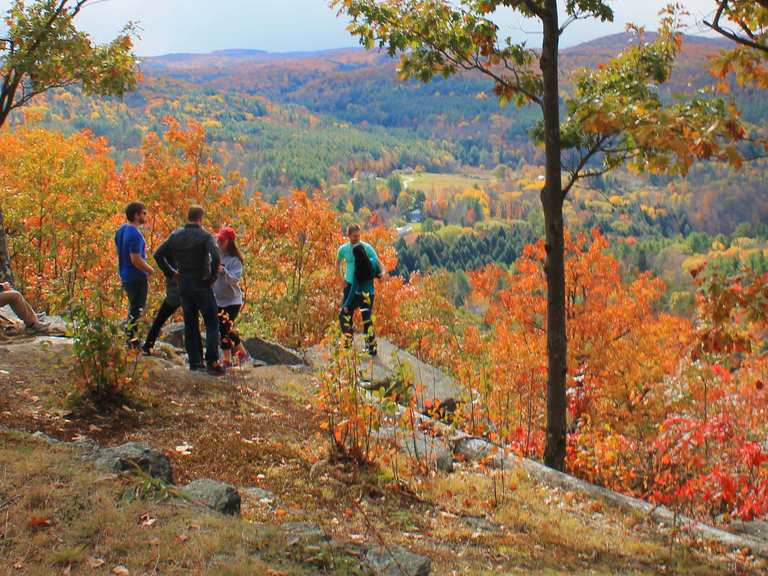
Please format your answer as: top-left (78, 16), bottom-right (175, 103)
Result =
top-left (141, 32), bottom-right (729, 92)
top-left (138, 33), bottom-right (751, 149)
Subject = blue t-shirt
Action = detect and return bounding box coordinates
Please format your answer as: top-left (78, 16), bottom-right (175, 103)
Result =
top-left (115, 223), bottom-right (147, 284)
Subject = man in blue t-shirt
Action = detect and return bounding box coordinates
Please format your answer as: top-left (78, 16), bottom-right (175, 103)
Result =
top-left (115, 202), bottom-right (154, 347)
top-left (337, 223), bottom-right (382, 356)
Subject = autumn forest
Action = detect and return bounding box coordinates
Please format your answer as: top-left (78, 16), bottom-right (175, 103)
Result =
top-left (2, 1), bottom-right (768, 574)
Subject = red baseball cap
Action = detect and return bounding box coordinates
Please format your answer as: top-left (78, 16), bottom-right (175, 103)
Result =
top-left (217, 226), bottom-right (236, 242)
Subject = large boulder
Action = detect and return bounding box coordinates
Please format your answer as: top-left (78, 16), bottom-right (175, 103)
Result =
top-left (374, 426), bottom-right (453, 473)
top-left (159, 322), bottom-right (186, 349)
top-left (453, 437), bottom-right (505, 468)
top-left (92, 441), bottom-right (173, 483)
top-left (365, 545), bottom-right (431, 576)
top-left (183, 478), bottom-right (241, 515)
top-left (243, 336), bottom-right (304, 366)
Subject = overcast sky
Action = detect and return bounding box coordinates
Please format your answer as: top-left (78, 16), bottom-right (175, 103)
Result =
top-left (1, 0), bottom-right (722, 56)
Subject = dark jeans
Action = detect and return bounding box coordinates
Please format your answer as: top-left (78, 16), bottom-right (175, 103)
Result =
top-left (122, 278), bottom-right (148, 343)
top-left (218, 304), bottom-right (242, 351)
top-left (179, 278), bottom-right (220, 368)
top-left (339, 284), bottom-right (376, 350)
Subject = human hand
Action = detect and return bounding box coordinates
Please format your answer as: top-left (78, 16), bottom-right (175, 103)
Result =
top-left (1, 282), bottom-right (11, 291)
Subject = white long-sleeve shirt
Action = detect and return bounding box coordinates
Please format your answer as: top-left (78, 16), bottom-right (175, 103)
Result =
top-left (213, 254), bottom-right (244, 307)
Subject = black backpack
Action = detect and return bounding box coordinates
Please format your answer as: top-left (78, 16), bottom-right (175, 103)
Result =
top-left (353, 244), bottom-right (375, 283)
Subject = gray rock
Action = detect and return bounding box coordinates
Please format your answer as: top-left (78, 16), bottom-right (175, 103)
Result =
top-left (463, 516), bottom-right (500, 533)
top-left (183, 479), bottom-right (241, 515)
top-left (374, 426), bottom-right (453, 473)
top-left (244, 487), bottom-right (275, 502)
top-left (71, 435), bottom-right (101, 456)
top-left (358, 338), bottom-right (461, 410)
top-left (159, 322), bottom-right (186, 349)
top-left (31, 431), bottom-right (60, 445)
top-left (280, 522), bottom-right (329, 545)
top-left (453, 437), bottom-right (505, 468)
top-left (243, 336), bottom-right (304, 366)
top-left (91, 441), bottom-right (173, 483)
top-left (365, 545), bottom-right (431, 576)
top-left (729, 520), bottom-right (768, 541)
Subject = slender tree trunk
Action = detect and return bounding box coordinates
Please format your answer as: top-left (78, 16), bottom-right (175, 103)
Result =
top-left (0, 208), bottom-right (12, 284)
top-left (540, 1), bottom-right (568, 471)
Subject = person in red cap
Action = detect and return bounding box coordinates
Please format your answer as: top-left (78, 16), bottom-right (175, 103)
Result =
top-left (214, 226), bottom-right (250, 367)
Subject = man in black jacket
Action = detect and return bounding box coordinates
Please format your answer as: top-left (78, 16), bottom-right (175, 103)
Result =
top-left (154, 206), bottom-right (224, 375)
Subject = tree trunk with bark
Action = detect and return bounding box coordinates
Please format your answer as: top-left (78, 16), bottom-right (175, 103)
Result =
top-left (540, 1), bottom-right (568, 471)
top-left (0, 208), bottom-right (12, 284)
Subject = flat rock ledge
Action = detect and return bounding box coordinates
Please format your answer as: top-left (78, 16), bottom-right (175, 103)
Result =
top-left (159, 322), bottom-right (305, 366)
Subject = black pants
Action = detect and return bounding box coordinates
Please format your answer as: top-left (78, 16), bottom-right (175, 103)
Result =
top-left (339, 285), bottom-right (376, 349)
top-left (179, 278), bottom-right (220, 368)
top-left (144, 280), bottom-right (181, 349)
top-left (145, 300), bottom-right (178, 349)
top-left (218, 304), bottom-right (242, 351)
top-left (122, 278), bottom-right (148, 343)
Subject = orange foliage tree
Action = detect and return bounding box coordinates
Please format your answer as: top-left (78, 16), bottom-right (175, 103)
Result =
top-left (464, 231), bottom-right (691, 462)
top-left (0, 126), bottom-right (120, 309)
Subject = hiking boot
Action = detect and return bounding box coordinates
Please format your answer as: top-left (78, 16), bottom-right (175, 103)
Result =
top-left (364, 342), bottom-right (378, 357)
top-left (206, 362), bottom-right (226, 376)
top-left (25, 321), bottom-right (50, 335)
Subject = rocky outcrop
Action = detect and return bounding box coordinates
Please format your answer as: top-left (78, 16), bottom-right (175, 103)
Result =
top-left (183, 478), bottom-right (241, 515)
top-left (308, 337), bottom-right (462, 410)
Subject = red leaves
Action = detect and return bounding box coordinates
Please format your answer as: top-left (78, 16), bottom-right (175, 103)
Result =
top-left (27, 516), bottom-right (52, 531)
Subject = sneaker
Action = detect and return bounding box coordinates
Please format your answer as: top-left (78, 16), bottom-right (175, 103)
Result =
top-left (25, 321), bottom-right (50, 335)
top-left (206, 362), bottom-right (226, 376)
top-left (189, 364), bottom-right (205, 372)
top-left (235, 348), bottom-right (252, 366)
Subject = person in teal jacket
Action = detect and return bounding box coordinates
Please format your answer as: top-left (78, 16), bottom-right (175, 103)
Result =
top-left (337, 224), bottom-right (382, 356)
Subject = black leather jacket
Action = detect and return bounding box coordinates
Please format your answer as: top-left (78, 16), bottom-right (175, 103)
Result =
top-left (154, 223), bottom-right (220, 283)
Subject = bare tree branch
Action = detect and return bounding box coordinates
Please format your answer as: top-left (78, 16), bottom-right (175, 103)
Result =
top-left (562, 134), bottom-right (612, 197)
